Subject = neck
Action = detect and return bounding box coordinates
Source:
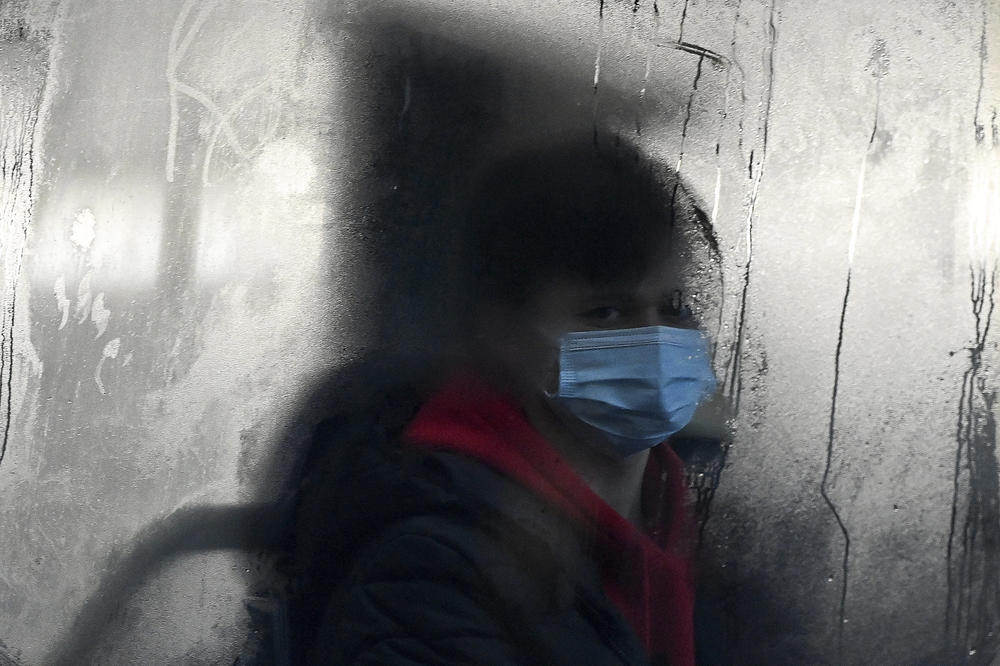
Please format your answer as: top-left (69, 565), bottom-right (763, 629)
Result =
top-left (524, 397), bottom-right (650, 524)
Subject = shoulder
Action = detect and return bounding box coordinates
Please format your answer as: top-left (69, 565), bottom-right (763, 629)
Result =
top-left (349, 447), bottom-right (580, 597)
top-left (291, 407), bottom-right (647, 665)
top-left (316, 448), bottom-right (566, 664)
top-left (325, 447), bottom-right (647, 665)
top-left (330, 521), bottom-right (520, 664)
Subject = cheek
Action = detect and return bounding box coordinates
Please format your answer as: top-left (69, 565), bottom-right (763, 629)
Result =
top-left (523, 338), bottom-right (559, 386)
top-left (499, 331), bottom-right (560, 395)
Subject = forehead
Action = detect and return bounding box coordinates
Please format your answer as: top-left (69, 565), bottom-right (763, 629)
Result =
top-left (532, 226), bottom-right (721, 307)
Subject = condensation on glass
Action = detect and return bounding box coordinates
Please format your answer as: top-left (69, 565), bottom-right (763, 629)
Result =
top-left (0, 0), bottom-right (997, 663)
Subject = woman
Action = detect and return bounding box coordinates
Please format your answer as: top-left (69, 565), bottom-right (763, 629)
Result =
top-left (296, 138), bottom-right (721, 665)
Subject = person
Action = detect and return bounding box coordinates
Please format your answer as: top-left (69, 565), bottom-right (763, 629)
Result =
top-left (290, 137), bottom-right (722, 665)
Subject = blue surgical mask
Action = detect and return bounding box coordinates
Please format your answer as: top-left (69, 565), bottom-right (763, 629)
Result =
top-left (546, 325), bottom-right (717, 457)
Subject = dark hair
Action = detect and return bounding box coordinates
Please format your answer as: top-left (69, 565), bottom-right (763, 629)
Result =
top-left (462, 139), bottom-right (718, 308)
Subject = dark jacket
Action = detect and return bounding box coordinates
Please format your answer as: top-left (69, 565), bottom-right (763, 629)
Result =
top-left (329, 445), bottom-right (652, 664)
top-left (287, 383), bottom-right (691, 665)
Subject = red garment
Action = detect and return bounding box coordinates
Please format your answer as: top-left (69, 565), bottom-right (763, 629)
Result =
top-left (404, 376), bottom-right (696, 666)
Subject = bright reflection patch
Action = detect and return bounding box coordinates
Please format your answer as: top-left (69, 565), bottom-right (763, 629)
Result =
top-left (255, 139), bottom-right (316, 197)
top-left (70, 209), bottom-right (97, 254)
top-left (968, 150), bottom-right (1000, 266)
top-left (33, 177), bottom-right (164, 292)
top-left (195, 137), bottom-right (325, 285)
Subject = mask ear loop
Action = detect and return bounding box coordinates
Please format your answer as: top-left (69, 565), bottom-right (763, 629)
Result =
top-left (533, 326), bottom-right (565, 399)
top-left (542, 358), bottom-right (561, 399)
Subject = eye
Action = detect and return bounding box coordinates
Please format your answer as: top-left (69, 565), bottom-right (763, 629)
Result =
top-left (579, 306), bottom-right (623, 324)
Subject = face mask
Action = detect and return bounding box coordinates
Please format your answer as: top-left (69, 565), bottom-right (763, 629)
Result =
top-left (546, 325), bottom-right (717, 457)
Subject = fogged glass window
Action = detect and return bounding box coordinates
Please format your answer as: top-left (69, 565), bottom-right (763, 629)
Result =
top-left (0, 1), bottom-right (997, 664)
